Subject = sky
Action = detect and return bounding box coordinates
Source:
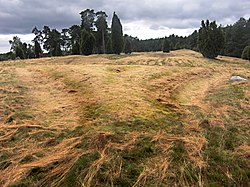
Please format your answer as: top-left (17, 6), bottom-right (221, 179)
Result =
top-left (0, 0), bottom-right (250, 53)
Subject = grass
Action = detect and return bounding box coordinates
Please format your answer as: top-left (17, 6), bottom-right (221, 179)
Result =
top-left (60, 152), bottom-right (100, 187)
top-left (201, 80), bottom-right (250, 186)
top-left (0, 50), bottom-right (249, 186)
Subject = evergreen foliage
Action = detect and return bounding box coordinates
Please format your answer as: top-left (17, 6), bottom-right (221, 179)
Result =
top-left (174, 42), bottom-right (181, 50)
top-left (9, 36), bottom-right (25, 59)
top-left (72, 41), bottom-right (80, 55)
top-left (34, 40), bottom-right (42, 58)
top-left (124, 39), bottom-right (132, 54)
top-left (106, 37), bottom-right (113, 54)
top-left (15, 46), bottom-right (24, 59)
top-left (162, 38), bottom-right (170, 53)
top-left (198, 20), bottom-right (225, 59)
top-left (95, 11), bottom-right (108, 54)
top-left (222, 18), bottom-right (250, 57)
top-left (80, 9), bottom-right (95, 31)
top-left (80, 29), bottom-right (95, 55)
top-left (4, 10), bottom-right (248, 60)
top-left (111, 12), bottom-right (123, 55)
top-left (241, 46), bottom-right (250, 60)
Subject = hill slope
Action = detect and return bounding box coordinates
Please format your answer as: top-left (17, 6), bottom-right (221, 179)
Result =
top-left (0, 50), bottom-right (249, 186)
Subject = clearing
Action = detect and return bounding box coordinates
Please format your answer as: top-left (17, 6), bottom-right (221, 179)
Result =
top-left (0, 50), bottom-right (249, 186)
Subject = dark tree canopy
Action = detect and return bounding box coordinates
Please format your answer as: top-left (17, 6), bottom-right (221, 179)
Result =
top-left (3, 9), bottom-right (249, 61)
top-left (72, 41), bottom-right (80, 55)
top-left (80, 9), bottom-right (95, 31)
top-left (162, 38), bottom-right (170, 53)
top-left (111, 12), bottom-right (123, 55)
top-left (9, 36), bottom-right (24, 59)
top-left (95, 11), bottom-right (108, 54)
top-left (80, 29), bottom-right (95, 55)
top-left (106, 37), bottom-right (113, 54)
top-left (241, 46), bottom-right (250, 60)
top-left (198, 20), bottom-right (225, 59)
top-left (222, 18), bottom-right (250, 58)
top-left (34, 40), bottom-right (42, 58)
top-left (124, 38), bottom-right (132, 54)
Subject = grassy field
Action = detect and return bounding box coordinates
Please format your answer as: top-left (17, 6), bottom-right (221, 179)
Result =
top-left (0, 50), bottom-right (249, 186)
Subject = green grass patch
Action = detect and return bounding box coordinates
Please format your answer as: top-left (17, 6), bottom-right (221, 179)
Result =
top-left (206, 83), bottom-right (245, 108)
top-left (204, 127), bottom-right (249, 186)
top-left (106, 54), bottom-right (136, 60)
top-left (59, 152), bottom-right (100, 187)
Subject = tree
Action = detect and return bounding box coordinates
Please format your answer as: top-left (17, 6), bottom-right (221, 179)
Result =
top-left (106, 37), bottom-right (113, 54)
top-left (34, 40), bottom-right (42, 58)
top-left (27, 44), bottom-right (34, 59)
top-left (241, 46), bottom-right (250, 60)
top-left (198, 20), bottom-right (225, 59)
top-left (162, 37), bottom-right (170, 53)
top-left (186, 30), bottom-right (198, 51)
top-left (61, 28), bottom-right (71, 54)
top-left (124, 38), bottom-right (132, 54)
top-left (69, 25), bottom-right (81, 55)
top-left (111, 12), bottom-right (123, 54)
top-left (72, 41), bottom-right (80, 55)
top-left (80, 9), bottom-right (95, 31)
top-left (9, 36), bottom-right (25, 59)
top-left (21, 43), bottom-right (28, 59)
top-left (174, 42), bottom-right (181, 50)
top-left (42, 26), bottom-right (63, 56)
top-left (32, 26), bottom-right (43, 58)
top-left (15, 46), bottom-right (24, 59)
top-left (222, 18), bottom-right (248, 57)
top-left (95, 11), bottom-right (108, 54)
top-left (80, 29), bottom-right (95, 55)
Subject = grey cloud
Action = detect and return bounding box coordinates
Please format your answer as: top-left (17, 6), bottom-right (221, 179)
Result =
top-left (0, 0), bottom-right (249, 35)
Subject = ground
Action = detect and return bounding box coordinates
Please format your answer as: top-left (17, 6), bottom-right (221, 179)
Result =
top-left (0, 50), bottom-right (249, 186)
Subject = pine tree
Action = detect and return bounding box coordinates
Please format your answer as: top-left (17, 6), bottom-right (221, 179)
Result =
top-left (111, 12), bottom-right (123, 54)
top-left (72, 41), bottom-right (80, 55)
top-left (95, 11), bottom-right (108, 54)
top-left (15, 46), bottom-right (24, 59)
top-left (198, 20), bottom-right (225, 59)
top-left (124, 39), bottom-right (132, 54)
top-left (80, 9), bottom-right (95, 31)
top-left (80, 29), bottom-right (95, 55)
top-left (174, 42), bottom-right (181, 50)
top-left (34, 40), bottom-right (42, 58)
top-left (162, 38), bottom-right (170, 53)
top-left (241, 46), bottom-right (250, 60)
top-left (106, 37), bottom-right (113, 54)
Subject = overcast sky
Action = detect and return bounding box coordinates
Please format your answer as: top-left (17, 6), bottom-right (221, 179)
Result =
top-left (0, 0), bottom-right (250, 53)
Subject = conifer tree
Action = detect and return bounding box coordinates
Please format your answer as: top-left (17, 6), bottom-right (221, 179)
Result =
top-left (95, 11), bottom-right (108, 54)
top-left (241, 46), bottom-right (250, 60)
top-left (111, 12), bottom-right (123, 54)
top-left (80, 9), bottom-right (95, 31)
top-left (124, 39), bottom-right (132, 54)
top-left (198, 20), bottom-right (224, 59)
top-left (80, 29), bottom-right (95, 55)
top-left (162, 37), bottom-right (170, 53)
top-left (72, 41), bottom-right (80, 55)
top-left (34, 40), bottom-right (42, 58)
top-left (106, 37), bottom-right (113, 54)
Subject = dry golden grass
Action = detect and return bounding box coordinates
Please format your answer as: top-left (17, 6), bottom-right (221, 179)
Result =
top-left (0, 50), bottom-right (249, 186)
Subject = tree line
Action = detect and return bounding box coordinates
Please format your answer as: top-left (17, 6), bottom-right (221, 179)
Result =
top-left (4, 9), bottom-right (125, 60)
top-left (128, 17), bottom-right (250, 60)
top-left (1, 10), bottom-right (250, 61)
